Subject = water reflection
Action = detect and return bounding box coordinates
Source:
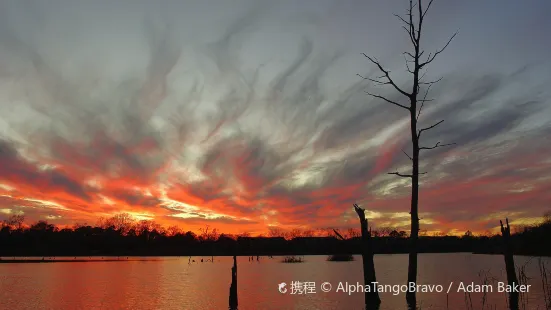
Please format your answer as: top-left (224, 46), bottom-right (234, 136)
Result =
top-left (0, 254), bottom-right (549, 310)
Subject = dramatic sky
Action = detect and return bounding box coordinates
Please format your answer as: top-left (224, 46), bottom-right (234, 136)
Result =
top-left (1, 0), bottom-right (550, 235)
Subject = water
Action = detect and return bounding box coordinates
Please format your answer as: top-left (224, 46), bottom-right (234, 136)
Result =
top-left (0, 254), bottom-right (549, 309)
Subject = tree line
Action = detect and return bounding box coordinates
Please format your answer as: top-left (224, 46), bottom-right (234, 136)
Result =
top-left (1, 212), bottom-right (549, 258)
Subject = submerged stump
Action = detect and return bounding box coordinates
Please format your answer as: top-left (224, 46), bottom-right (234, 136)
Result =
top-left (500, 218), bottom-right (519, 310)
top-left (229, 255), bottom-right (238, 310)
top-left (354, 203), bottom-right (381, 309)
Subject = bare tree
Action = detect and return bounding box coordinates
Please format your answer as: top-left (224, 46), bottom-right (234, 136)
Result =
top-left (267, 227), bottom-right (285, 237)
top-left (377, 226), bottom-right (393, 237)
top-left (359, 0), bottom-right (456, 306)
top-left (199, 225), bottom-right (220, 241)
top-left (346, 227), bottom-right (362, 239)
top-left (288, 228), bottom-right (304, 239)
top-left (166, 225), bottom-right (181, 237)
top-left (2, 214), bottom-right (25, 230)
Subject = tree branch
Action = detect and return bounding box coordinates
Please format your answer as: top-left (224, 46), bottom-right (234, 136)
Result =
top-left (402, 149), bottom-right (413, 161)
top-left (416, 83), bottom-right (433, 120)
top-left (362, 53), bottom-right (412, 98)
top-left (421, 0), bottom-right (436, 20)
top-left (419, 32), bottom-right (458, 68)
top-left (388, 171), bottom-right (428, 178)
top-left (408, 0), bottom-right (418, 46)
top-left (389, 172), bottom-right (412, 178)
top-left (417, 119), bottom-right (444, 138)
top-left (333, 229), bottom-right (346, 241)
top-left (419, 77), bottom-right (443, 85)
top-left (403, 54), bottom-right (414, 74)
top-left (365, 91), bottom-right (410, 110)
top-left (357, 74), bottom-right (390, 86)
top-left (419, 141), bottom-right (456, 150)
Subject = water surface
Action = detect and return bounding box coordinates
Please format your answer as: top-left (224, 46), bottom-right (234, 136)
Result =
top-left (1, 254), bottom-right (549, 309)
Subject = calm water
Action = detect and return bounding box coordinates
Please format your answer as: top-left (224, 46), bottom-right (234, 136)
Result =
top-left (1, 254), bottom-right (550, 310)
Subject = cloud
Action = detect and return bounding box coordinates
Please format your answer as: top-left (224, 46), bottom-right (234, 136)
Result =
top-left (0, 0), bottom-right (550, 234)
top-left (0, 139), bottom-right (90, 202)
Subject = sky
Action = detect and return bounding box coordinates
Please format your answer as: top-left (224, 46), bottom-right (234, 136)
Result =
top-left (0, 0), bottom-right (550, 235)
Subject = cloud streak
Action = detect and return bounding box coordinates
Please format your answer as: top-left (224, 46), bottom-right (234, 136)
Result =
top-left (0, 0), bottom-right (550, 234)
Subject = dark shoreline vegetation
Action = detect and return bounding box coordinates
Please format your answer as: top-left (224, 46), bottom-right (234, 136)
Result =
top-left (1, 214), bottom-right (550, 258)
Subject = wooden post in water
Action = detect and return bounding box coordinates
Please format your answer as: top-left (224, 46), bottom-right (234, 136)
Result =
top-left (354, 203), bottom-right (381, 309)
top-left (500, 218), bottom-right (519, 310)
top-left (229, 255), bottom-right (238, 310)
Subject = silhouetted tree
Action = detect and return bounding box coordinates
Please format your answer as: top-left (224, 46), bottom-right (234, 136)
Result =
top-left (2, 214), bottom-right (551, 259)
top-left (377, 227), bottom-right (393, 237)
top-left (166, 225), bottom-right (181, 237)
top-left (359, 0), bottom-right (456, 306)
top-left (301, 229), bottom-right (315, 237)
top-left (2, 214), bottom-right (25, 230)
top-left (237, 231), bottom-right (251, 238)
top-left (268, 227), bottom-right (285, 237)
top-left (288, 228), bottom-right (304, 239)
top-left (199, 225), bottom-right (219, 242)
top-left (30, 220), bottom-right (56, 232)
top-left (347, 228), bottom-right (361, 239)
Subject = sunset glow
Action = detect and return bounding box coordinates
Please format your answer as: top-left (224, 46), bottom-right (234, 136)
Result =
top-left (1, 0), bottom-right (550, 236)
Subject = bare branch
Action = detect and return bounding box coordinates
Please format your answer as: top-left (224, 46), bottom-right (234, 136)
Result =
top-left (365, 91), bottom-right (410, 110)
top-left (388, 171), bottom-right (428, 178)
top-left (416, 83), bottom-right (433, 120)
top-left (419, 141), bottom-right (456, 150)
top-left (419, 32), bottom-right (458, 68)
top-left (418, 120), bottom-right (444, 138)
top-left (362, 53), bottom-right (412, 98)
top-left (403, 51), bottom-right (415, 59)
top-left (403, 54), bottom-right (414, 74)
top-left (389, 171), bottom-right (413, 178)
top-left (395, 1), bottom-right (417, 47)
top-left (333, 229), bottom-right (346, 241)
top-left (402, 149), bottom-right (413, 161)
top-left (408, 0), bottom-right (418, 46)
top-left (419, 70), bottom-right (428, 82)
top-left (419, 77), bottom-right (443, 85)
top-left (394, 14), bottom-right (410, 28)
top-left (421, 0), bottom-right (436, 19)
top-left (357, 74), bottom-right (389, 86)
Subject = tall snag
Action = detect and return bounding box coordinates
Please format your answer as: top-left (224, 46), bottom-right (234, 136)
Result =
top-left (354, 203), bottom-right (381, 309)
top-left (359, 0), bottom-right (457, 306)
top-left (500, 219), bottom-right (519, 310)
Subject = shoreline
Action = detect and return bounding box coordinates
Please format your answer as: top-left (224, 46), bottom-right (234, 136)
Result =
top-left (0, 258), bottom-right (163, 264)
top-left (1, 252), bottom-right (550, 264)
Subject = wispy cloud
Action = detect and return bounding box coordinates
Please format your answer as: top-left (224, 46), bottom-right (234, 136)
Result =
top-left (0, 0), bottom-right (550, 234)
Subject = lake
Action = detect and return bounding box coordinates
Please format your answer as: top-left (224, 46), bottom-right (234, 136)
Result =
top-left (1, 253), bottom-right (550, 309)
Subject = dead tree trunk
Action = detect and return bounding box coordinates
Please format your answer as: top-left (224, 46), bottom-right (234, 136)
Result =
top-left (354, 204), bottom-right (381, 309)
top-left (500, 219), bottom-right (519, 310)
top-left (229, 255), bottom-right (238, 310)
top-left (359, 1), bottom-right (457, 307)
